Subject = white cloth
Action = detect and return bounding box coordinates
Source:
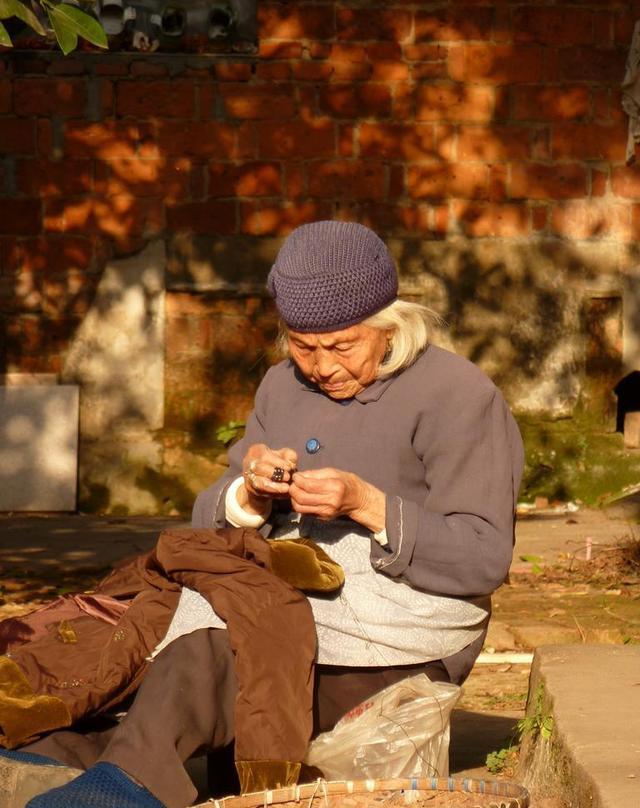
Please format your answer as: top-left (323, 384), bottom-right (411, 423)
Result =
top-left (150, 515), bottom-right (488, 666)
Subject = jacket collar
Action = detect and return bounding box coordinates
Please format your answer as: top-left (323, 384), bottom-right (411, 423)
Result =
top-left (292, 363), bottom-right (396, 404)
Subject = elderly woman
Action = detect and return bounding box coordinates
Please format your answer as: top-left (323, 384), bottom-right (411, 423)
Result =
top-left (10, 221), bottom-right (523, 808)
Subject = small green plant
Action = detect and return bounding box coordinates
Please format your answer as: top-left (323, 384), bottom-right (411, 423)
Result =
top-left (519, 554), bottom-right (545, 575)
top-left (486, 746), bottom-right (513, 774)
top-left (517, 683), bottom-right (554, 741)
top-left (215, 420), bottom-right (246, 446)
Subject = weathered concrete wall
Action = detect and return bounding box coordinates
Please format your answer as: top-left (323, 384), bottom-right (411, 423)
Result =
top-left (1, 1), bottom-right (640, 513)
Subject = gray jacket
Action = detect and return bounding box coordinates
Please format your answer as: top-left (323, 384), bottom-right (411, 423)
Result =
top-left (192, 345), bottom-right (524, 679)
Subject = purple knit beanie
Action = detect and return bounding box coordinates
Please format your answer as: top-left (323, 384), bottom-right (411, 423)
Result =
top-left (267, 220), bottom-right (398, 332)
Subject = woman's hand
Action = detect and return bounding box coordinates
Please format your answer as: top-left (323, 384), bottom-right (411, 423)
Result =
top-left (289, 468), bottom-right (386, 533)
top-left (238, 443), bottom-right (298, 515)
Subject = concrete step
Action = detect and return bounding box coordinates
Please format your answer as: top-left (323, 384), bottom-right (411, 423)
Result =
top-left (518, 645), bottom-right (640, 807)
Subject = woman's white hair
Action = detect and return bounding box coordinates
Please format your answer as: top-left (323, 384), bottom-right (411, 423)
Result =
top-left (276, 299), bottom-right (441, 379)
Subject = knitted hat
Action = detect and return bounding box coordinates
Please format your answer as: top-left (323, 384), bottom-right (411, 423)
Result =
top-left (267, 220), bottom-right (398, 332)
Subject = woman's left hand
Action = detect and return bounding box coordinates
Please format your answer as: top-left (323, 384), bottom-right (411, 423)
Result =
top-left (289, 468), bottom-right (386, 533)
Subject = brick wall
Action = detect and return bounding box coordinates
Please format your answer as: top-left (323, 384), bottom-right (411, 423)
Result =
top-left (1, 1), bottom-right (640, 513)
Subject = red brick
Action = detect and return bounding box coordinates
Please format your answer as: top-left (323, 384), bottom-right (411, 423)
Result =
top-left (592, 167), bottom-right (608, 197)
top-left (167, 199), bottom-right (236, 234)
top-left (415, 8), bottom-right (494, 42)
top-left (372, 60), bottom-right (410, 82)
top-left (411, 62), bottom-right (449, 80)
top-left (36, 120), bottom-right (53, 158)
top-left (359, 123), bottom-right (437, 160)
top-left (292, 61), bottom-right (335, 81)
top-left (240, 200), bottom-right (332, 236)
top-left (532, 205), bottom-right (548, 232)
top-left (95, 63), bottom-right (129, 76)
top-left (0, 119), bottom-right (35, 154)
top-left (116, 81), bottom-right (195, 118)
top-left (212, 63), bottom-right (253, 81)
top-left (325, 44), bottom-right (368, 63)
top-left (448, 44), bottom-right (543, 84)
top-left (593, 11), bottom-right (614, 47)
top-left (559, 47), bottom-right (626, 84)
top-left (255, 62), bottom-right (291, 81)
top-left (332, 61), bottom-right (372, 82)
top-left (338, 125), bottom-right (354, 158)
top-left (336, 8), bottom-right (412, 42)
top-left (434, 125), bottom-right (456, 161)
top-left (209, 161), bottom-right (281, 197)
top-left (257, 119), bottom-right (334, 158)
top-left (307, 161), bottom-right (386, 200)
top-left (615, 11), bottom-right (636, 46)
top-left (359, 203), bottom-right (440, 235)
top-left (157, 121), bottom-right (238, 158)
top-left (389, 165), bottom-right (404, 198)
top-left (632, 205), bottom-right (640, 239)
top-left (366, 43), bottom-right (402, 61)
top-left (319, 84), bottom-right (392, 118)
top-left (511, 85), bottom-right (590, 122)
top-left (457, 124), bottom-right (531, 161)
top-left (416, 83), bottom-right (494, 122)
top-left (47, 59), bottom-right (86, 76)
top-left (513, 7), bottom-right (594, 47)
top-left (64, 121), bottom-right (155, 159)
top-left (611, 166), bottom-right (640, 199)
top-left (552, 123), bottom-right (628, 161)
top-left (453, 201), bottom-right (530, 237)
top-left (392, 83), bottom-right (414, 120)
top-left (258, 4), bottom-right (334, 40)
top-left (284, 163), bottom-right (305, 198)
top-left (531, 128), bottom-right (551, 161)
top-left (259, 41), bottom-right (304, 60)
top-left (407, 163), bottom-right (490, 200)
top-left (221, 85), bottom-right (296, 120)
top-left (551, 201), bottom-right (631, 240)
top-left (510, 163), bottom-right (587, 200)
top-left (14, 78), bottom-right (86, 117)
top-left (130, 61), bottom-right (169, 77)
top-left (95, 158), bottom-right (191, 199)
top-left (403, 43), bottom-right (447, 62)
top-left (16, 159), bottom-right (92, 197)
top-left (0, 198), bottom-right (41, 235)
top-left (0, 80), bottom-right (11, 113)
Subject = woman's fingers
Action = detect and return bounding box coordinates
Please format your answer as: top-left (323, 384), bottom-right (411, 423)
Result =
top-left (242, 444), bottom-right (298, 498)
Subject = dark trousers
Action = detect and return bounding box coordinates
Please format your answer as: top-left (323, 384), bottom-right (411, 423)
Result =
top-left (24, 629), bottom-right (450, 808)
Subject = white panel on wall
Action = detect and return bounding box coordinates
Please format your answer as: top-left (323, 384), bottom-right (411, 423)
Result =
top-left (0, 382), bottom-right (79, 511)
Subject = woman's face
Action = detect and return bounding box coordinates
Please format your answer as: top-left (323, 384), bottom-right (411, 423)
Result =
top-left (287, 324), bottom-right (391, 400)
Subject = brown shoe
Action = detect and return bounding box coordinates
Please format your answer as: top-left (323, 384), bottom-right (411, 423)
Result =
top-left (0, 749), bottom-right (82, 808)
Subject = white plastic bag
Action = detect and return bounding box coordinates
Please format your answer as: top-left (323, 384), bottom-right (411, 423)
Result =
top-left (305, 674), bottom-right (461, 781)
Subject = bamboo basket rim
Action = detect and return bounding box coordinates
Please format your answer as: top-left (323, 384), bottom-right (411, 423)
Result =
top-left (202, 776), bottom-right (530, 808)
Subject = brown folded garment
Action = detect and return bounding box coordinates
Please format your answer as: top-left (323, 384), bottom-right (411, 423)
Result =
top-left (268, 538), bottom-right (345, 593)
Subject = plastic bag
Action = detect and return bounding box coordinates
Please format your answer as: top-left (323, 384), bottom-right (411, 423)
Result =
top-left (305, 674), bottom-right (461, 781)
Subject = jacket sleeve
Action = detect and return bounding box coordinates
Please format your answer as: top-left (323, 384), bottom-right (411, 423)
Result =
top-left (369, 387), bottom-right (524, 598)
top-left (191, 380), bottom-right (270, 529)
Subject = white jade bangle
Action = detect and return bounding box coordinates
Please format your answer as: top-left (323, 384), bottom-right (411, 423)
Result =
top-left (372, 527), bottom-right (389, 547)
top-left (225, 476), bottom-right (271, 528)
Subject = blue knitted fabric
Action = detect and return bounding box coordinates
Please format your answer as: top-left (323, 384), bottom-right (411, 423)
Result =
top-left (0, 747), bottom-right (63, 767)
top-left (26, 762), bottom-right (165, 808)
top-left (267, 220), bottom-right (398, 332)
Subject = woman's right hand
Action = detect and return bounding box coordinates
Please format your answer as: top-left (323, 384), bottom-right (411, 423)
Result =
top-left (239, 443), bottom-right (298, 513)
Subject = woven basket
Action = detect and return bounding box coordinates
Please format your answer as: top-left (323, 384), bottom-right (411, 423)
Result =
top-left (203, 777), bottom-right (530, 808)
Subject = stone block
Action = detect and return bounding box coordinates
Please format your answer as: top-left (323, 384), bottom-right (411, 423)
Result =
top-left (624, 411), bottom-right (640, 448)
top-left (0, 384), bottom-right (79, 511)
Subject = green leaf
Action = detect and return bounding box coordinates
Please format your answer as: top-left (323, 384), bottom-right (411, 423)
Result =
top-left (0, 0), bottom-right (46, 35)
top-left (0, 19), bottom-right (12, 45)
top-left (48, 3), bottom-right (107, 48)
top-left (47, 5), bottom-right (77, 54)
top-left (519, 554), bottom-right (544, 563)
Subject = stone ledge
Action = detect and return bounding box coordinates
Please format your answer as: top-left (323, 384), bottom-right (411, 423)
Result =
top-left (518, 645), bottom-right (640, 807)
